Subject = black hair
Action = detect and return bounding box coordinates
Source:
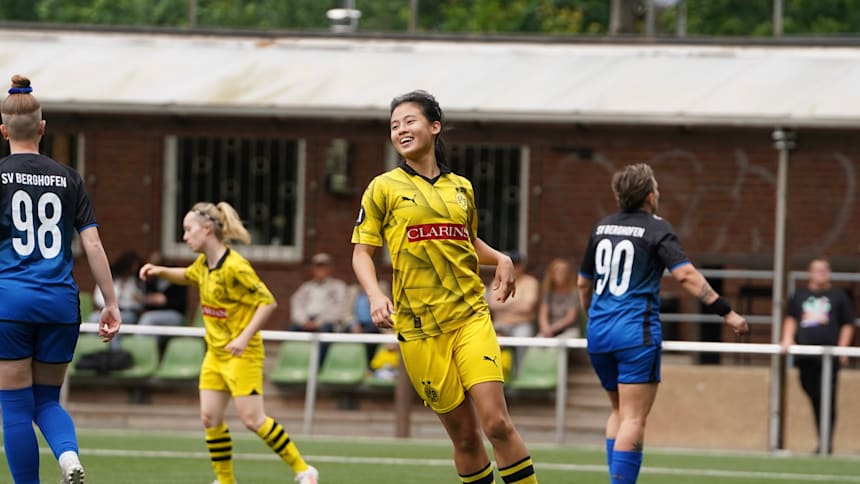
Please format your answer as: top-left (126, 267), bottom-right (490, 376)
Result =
top-left (390, 90), bottom-right (448, 168)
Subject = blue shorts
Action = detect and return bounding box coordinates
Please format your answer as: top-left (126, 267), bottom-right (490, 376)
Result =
top-left (589, 345), bottom-right (661, 391)
top-left (0, 322), bottom-right (81, 363)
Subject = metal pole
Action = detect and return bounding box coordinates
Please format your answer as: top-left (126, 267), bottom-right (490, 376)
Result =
top-left (769, 128), bottom-right (795, 450)
top-left (408, 0), bottom-right (419, 33)
top-left (188, 0), bottom-right (197, 27)
top-left (773, 0), bottom-right (783, 37)
top-left (554, 343), bottom-right (569, 444)
top-left (302, 334), bottom-right (321, 435)
top-left (346, 0), bottom-right (357, 31)
top-left (676, 0), bottom-right (687, 37)
top-left (645, 0), bottom-right (657, 37)
top-left (819, 349), bottom-right (833, 455)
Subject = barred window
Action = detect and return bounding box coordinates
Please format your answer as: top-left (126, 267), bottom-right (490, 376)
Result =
top-left (447, 144), bottom-right (527, 253)
top-left (162, 136), bottom-right (305, 261)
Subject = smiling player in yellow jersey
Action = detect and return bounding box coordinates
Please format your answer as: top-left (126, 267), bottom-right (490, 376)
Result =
top-left (352, 90), bottom-right (538, 484)
top-left (139, 201), bottom-right (318, 484)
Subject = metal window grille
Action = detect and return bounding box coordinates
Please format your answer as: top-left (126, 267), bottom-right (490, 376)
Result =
top-left (174, 137), bottom-right (301, 251)
top-left (447, 144), bottom-right (524, 252)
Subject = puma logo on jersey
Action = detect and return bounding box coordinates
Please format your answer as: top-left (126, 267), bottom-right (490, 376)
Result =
top-left (483, 355), bottom-right (498, 367)
top-left (401, 194), bottom-right (417, 204)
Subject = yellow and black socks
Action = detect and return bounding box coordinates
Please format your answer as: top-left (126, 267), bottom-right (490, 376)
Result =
top-left (460, 462), bottom-right (495, 483)
top-left (205, 422), bottom-right (235, 484)
top-left (256, 416), bottom-right (309, 474)
top-left (498, 456), bottom-right (538, 483)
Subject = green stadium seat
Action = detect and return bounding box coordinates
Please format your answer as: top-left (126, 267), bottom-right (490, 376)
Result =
top-left (152, 336), bottom-right (205, 380)
top-left (192, 304), bottom-right (205, 327)
top-left (269, 340), bottom-right (314, 386)
top-left (112, 336), bottom-right (160, 379)
top-left (506, 347), bottom-right (559, 391)
top-left (79, 291), bottom-right (94, 322)
top-left (69, 333), bottom-right (107, 377)
top-left (317, 342), bottom-right (367, 387)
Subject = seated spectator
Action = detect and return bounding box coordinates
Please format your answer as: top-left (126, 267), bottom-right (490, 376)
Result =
top-left (289, 253), bottom-right (348, 333)
top-left (138, 250), bottom-right (190, 357)
top-left (487, 251), bottom-right (539, 375)
top-left (138, 251), bottom-right (189, 327)
top-left (538, 257), bottom-right (581, 338)
top-left (90, 250), bottom-right (144, 325)
top-left (289, 253), bottom-right (348, 363)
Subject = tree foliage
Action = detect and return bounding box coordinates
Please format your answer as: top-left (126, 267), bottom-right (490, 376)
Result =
top-left (2, 0), bottom-right (860, 37)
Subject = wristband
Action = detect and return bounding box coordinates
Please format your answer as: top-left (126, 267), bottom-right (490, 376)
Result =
top-left (705, 296), bottom-right (732, 317)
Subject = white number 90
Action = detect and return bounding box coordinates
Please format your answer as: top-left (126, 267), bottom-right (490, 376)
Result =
top-left (594, 238), bottom-right (634, 296)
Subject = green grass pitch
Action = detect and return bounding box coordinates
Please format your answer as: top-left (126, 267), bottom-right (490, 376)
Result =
top-left (2, 428), bottom-right (859, 483)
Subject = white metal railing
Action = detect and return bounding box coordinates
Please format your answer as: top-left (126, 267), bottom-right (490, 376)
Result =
top-left (71, 322), bottom-right (860, 454)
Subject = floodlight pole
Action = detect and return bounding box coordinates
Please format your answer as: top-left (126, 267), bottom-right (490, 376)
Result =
top-left (769, 127), bottom-right (795, 450)
top-left (408, 0), bottom-right (419, 33)
top-left (773, 0), bottom-right (784, 37)
top-left (188, 0), bottom-right (197, 27)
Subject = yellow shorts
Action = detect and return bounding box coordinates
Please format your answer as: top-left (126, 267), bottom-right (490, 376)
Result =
top-left (198, 351), bottom-right (264, 397)
top-left (399, 314), bottom-right (504, 414)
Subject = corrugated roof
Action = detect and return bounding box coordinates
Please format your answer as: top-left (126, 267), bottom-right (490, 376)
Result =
top-left (0, 28), bottom-right (858, 127)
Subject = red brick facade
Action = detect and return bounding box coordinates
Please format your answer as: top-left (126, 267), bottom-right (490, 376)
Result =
top-left (54, 113), bottom-right (860, 332)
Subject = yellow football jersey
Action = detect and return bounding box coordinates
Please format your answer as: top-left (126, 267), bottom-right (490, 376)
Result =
top-left (185, 248), bottom-right (274, 359)
top-left (352, 163), bottom-right (490, 341)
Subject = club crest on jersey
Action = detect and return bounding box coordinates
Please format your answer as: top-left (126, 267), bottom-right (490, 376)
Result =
top-left (456, 192), bottom-right (468, 210)
top-left (406, 223), bottom-right (469, 242)
top-left (422, 380), bottom-right (439, 403)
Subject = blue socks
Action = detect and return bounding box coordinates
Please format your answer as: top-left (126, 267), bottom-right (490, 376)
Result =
top-left (0, 385), bottom-right (80, 484)
top-left (610, 449), bottom-right (643, 483)
top-left (0, 387), bottom-right (39, 484)
top-left (605, 438), bottom-right (616, 471)
top-left (34, 384), bottom-right (79, 458)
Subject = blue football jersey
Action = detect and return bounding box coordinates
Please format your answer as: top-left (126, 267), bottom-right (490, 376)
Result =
top-left (579, 210), bottom-right (689, 353)
top-left (0, 153), bottom-right (97, 324)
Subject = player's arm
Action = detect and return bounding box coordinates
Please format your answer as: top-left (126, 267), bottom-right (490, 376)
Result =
top-left (837, 297), bottom-right (855, 364)
top-left (79, 226), bottom-right (121, 341)
top-left (670, 263), bottom-right (749, 336)
top-left (139, 263), bottom-right (189, 285)
top-left (352, 243), bottom-right (394, 328)
top-left (227, 301), bottom-right (277, 357)
top-left (577, 274), bottom-right (593, 315)
top-left (473, 237), bottom-right (515, 302)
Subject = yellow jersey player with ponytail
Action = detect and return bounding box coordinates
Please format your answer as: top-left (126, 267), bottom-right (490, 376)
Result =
top-left (139, 201), bottom-right (318, 484)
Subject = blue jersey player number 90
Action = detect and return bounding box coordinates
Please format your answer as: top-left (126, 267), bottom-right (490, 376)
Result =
top-left (12, 190), bottom-right (62, 259)
top-left (594, 238), bottom-right (634, 297)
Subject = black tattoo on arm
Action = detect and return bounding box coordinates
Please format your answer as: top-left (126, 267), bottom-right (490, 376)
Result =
top-left (697, 282), bottom-right (716, 303)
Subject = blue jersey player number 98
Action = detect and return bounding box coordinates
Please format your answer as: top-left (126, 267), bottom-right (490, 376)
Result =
top-left (12, 190), bottom-right (63, 259)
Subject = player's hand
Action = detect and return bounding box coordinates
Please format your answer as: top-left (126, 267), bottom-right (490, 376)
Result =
top-left (138, 263), bottom-right (158, 280)
top-left (370, 294), bottom-right (395, 329)
top-left (98, 306), bottom-right (122, 342)
top-left (226, 337), bottom-right (249, 357)
top-left (492, 256), bottom-right (516, 302)
top-left (725, 311), bottom-right (749, 336)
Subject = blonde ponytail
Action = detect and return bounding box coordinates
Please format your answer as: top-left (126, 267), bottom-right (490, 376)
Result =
top-left (189, 201), bottom-right (251, 244)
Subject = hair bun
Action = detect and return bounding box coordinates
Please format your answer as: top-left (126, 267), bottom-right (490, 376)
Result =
top-left (10, 75), bottom-right (31, 89)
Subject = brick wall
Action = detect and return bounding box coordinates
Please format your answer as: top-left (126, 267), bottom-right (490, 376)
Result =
top-left (55, 113), bottom-right (860, 331)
